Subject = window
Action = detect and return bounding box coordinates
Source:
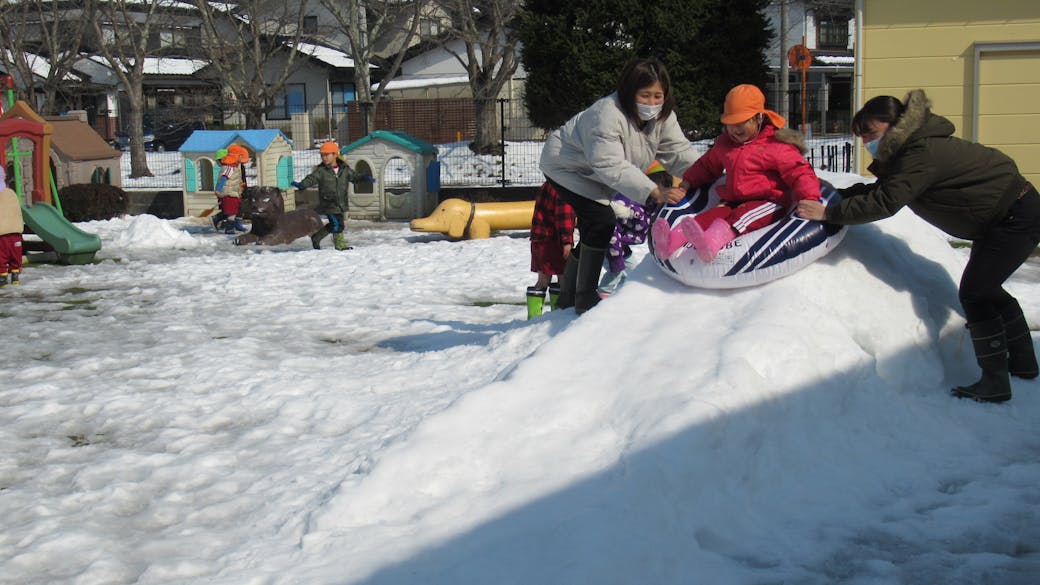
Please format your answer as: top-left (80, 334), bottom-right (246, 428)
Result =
top-left (303, 15), bottom-right (319, 34)
top-left (331, 83), bottom-right (356, 114)
top-left (817, 20), bottom-right (848, 50)
top-left (420, 17), bottom-right (440, 37)
top-left (269, 83), bottom-right (307, 120)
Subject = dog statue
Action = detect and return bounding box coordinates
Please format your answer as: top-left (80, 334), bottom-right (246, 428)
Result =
top-left (409, 198), bottom-right (535, 240)
top-left (234, 186), bottom-right (324, 246)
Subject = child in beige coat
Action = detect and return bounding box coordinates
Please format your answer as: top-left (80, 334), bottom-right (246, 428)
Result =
top-left (0, 166), bottom-right (24, 286)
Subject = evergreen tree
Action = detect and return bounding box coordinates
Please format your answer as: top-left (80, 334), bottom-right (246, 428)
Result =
top-left (518, 0), bottom-right (772, 138)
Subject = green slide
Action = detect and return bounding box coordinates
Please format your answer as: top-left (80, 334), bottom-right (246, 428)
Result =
top-left (21, 203), bottom-right (102, 265)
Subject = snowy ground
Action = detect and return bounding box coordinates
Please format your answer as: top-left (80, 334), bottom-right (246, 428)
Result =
top-left (3, 166), bottom-right (1040, 584)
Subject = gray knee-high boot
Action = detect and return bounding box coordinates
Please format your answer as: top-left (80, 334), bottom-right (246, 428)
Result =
top-left (999, 300), bottom-right (1038, 379)
top-left (574, 245), bottom-right (606, 315)
top-left (952, 317), bottom-right (1012, 403)
top-left (556, 249), bottom-right (579, 310)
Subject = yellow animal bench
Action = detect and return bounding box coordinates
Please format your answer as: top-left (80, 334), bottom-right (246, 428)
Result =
top-left (409, 198), bottom-right (535, 240)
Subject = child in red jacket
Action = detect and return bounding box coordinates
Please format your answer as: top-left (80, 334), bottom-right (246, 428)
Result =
top-left (653, 84), bottom-right (821, 262)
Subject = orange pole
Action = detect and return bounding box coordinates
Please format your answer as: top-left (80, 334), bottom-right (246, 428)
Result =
top-left (801, 69), bottom-right (808, 134)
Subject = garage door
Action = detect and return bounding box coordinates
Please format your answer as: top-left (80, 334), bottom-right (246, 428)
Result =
top-left (976, 44), bottom-right (1040, 186)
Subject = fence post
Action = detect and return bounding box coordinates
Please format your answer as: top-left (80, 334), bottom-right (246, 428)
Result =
top-left (499, 98), bottom-right (507, 187)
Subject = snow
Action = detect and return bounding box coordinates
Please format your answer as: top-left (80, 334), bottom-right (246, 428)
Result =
top-left (3, 165), bottom-right (1040, 584)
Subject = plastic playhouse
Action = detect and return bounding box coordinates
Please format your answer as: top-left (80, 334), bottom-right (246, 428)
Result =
top-left (0, 77), bottom-right (101, 265)
top-left (179, 129), bottom-right (295, 217)
top-left (339, 130), bottom-right (440, 221)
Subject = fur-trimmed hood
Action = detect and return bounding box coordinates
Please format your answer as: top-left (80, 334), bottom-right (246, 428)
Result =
top-left (774, 126), bottom-right (809, 155)
top-left (875, 89), bottom-right (955, 162)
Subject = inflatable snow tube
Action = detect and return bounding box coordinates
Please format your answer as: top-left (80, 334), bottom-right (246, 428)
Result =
top-left (649, 178), bottom-right (846, 289)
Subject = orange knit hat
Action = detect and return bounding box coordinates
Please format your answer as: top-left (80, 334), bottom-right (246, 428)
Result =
top-left (721, 84), bottom-right (785, 128)
top-left (319, 141), bottom-right (340, 155)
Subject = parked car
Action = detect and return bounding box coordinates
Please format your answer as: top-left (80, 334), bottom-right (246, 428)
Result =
top-left (110, 120), bottom-right (205, 152)
top-left (111, 128), bottom-right (155, 151)
top-left (146, 120), bottom-right (206, 152)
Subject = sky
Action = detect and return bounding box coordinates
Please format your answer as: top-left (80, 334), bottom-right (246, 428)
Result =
top-left (2, 162), bottom-right (1040, 584)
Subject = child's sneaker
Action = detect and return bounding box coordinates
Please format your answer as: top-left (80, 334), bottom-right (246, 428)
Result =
top-left (10, 270), bottom-right (19, 285)
top-left (0, 272), bottom-right (7, 287)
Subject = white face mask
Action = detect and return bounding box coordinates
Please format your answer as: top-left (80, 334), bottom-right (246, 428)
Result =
top-left (636, 103), bottom-right (663, 121)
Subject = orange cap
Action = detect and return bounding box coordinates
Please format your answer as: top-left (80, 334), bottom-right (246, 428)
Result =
top-left (227, 144), bottom-right (250, 164)
top-left (319, 141), bottom-right (340, 155)
top-left (721, 84), bottom-right (785, 128)
top-left (644, 160), bottom-right (666, 175)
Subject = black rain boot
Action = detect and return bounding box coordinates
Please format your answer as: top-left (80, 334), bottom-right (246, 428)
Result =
top-left (574, 245), bottom-right (606, 315)
top-left (310, 225), bottom-right (330, 249)
top-left (999, 300), bottom-right (1038, 379)
top-left (556, 249), bottom-right (579, 310)
top-left (951, 317), bottom-right (1012, 403)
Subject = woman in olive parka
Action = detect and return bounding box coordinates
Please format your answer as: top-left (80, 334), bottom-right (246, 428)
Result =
top-left (798, 89), bottom-right (1040, 404)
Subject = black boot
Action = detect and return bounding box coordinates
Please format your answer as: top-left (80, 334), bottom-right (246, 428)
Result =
top-left (1000, 300), bottom-right (1038, 379)
top-left (952, 317), bottom-right (1012, 403)
top-left (556, 249), bottom-right (579, 310)
top-left (574, 245), bottom-right (606, 315)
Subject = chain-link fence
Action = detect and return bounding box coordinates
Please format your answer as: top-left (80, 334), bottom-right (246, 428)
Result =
top-left (121, 97), bottom-right (853, 191)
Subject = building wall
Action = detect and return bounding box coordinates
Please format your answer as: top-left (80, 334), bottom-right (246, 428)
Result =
top-left (860, 1), bottom-right (1040, 182)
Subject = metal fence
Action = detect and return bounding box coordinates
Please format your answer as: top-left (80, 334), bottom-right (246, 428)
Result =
top-left (121, 97), bottom-right (854, 191)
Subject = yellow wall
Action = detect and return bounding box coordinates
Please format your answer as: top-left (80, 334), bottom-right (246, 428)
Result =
top-left (860, 1), bottom-right (1040, 184)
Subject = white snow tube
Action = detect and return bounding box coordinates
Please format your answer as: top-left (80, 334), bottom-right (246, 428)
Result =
top-left (649, 177), bottom-right (846, 289)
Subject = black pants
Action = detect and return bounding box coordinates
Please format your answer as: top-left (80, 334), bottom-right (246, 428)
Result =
top-left (547, 179), bottom-right (615, 249)
top-left (959, 186), bottom-right (1040, 322)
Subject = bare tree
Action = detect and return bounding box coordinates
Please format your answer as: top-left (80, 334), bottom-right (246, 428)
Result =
top-left (318, 0), bottom-right (425, 136)
top-left (90, 0), bottom-right (187, 178)
top-left (194, 0), bottom-right (311, 130)
top-left (0, 0), bottom-right (93, 114)
top-left (434, 0), bottom-right (520, 155)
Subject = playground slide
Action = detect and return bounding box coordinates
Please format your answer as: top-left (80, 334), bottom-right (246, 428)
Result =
top-left (21, 203), bottom-right (102, 265)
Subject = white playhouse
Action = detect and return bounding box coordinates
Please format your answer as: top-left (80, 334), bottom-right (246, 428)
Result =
top-left (339, 130), bottom-right (440, 221)
top-left (179, 129), bottom-right (296, 217)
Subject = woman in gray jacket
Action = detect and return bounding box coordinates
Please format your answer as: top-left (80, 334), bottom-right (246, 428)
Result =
top-left (539, 58), bottom-right (697, 314)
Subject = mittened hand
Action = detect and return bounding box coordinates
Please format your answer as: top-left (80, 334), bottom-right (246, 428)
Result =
top-left (609, 198), bottom-right (635, 219)
top-left (360, 175), bottom-right (376, 184)
top-left (291, 181), bottom-right (304, 189)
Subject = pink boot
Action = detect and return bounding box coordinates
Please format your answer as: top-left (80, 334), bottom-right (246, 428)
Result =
top-left (680, 217), bottom-right (735, 262)
top-left (651, 218), bottom-right (686, 260)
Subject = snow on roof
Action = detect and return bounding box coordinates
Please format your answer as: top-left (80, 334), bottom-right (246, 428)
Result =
top-left (375, 74), bottom-right (470, 91)
top-left (292, 42), bottom-right (356, 69)
top-left (142, 57), bottom-right (209, 75)
top-left (2, 51), bottom-right (80, 81)
top-left (816, 55), bottom-right (854, 66)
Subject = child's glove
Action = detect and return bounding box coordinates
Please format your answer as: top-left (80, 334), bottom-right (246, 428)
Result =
top-left (291, 181), bottom-right (304, 189)
top-left (355, 174), bottom-right (376, 184)
top-left (609, 196), bottom-right (640, 220)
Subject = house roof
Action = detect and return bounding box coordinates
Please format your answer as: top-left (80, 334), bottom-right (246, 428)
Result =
top-left (45, 117), bottom-right (120, 161)
top-left (342, 130), bottom-right (437, 156)
top-left (292, 42), bottom-right (357, 69)
top-left (142, 57), bottom-right (209, 75)
top-left (180, 129), bottom-right (293, 154)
